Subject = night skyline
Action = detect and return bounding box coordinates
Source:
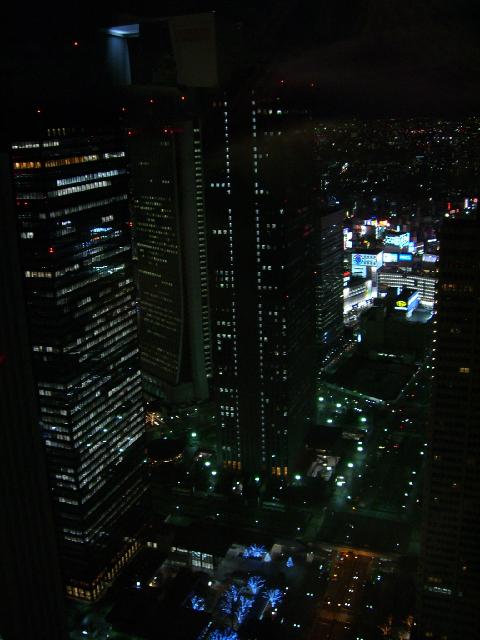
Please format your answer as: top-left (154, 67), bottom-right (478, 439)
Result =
top-left (1, 4), bottom-right (480, 640)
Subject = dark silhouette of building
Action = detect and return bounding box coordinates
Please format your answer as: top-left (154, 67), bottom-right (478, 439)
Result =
top-left (129, 95), bottom-right (212, 404)
top-left (0, 152), bottom-right (68, 639)
top-left (10, 131), bottom-right (146, 600)
top-left (315, 206), bottom-right (344, 367)
top-left (419, 217), bottom-right (480, 639)
top-left (204, 88), bottom-right (316, 476)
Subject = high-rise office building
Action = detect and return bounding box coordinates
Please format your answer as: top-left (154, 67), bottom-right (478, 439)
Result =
top-left (204, 89), bottom-right (316, 476)
top-left (0, 153), bottom-right (68, 639)
top-left (419, 218), bottom-right (480, 639)
top-left (11, 131), bottom-right (146, 600)
top-left (315, 206), bottom-right (344, 367)
top-left (129, 100), bottom-right (211, 403)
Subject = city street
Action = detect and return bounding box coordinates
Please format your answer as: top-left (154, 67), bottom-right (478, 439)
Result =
top-left (306, 550), bottom-right (374, 640)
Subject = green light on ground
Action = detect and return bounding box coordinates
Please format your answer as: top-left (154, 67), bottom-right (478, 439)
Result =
top-left (254, 476), bottom-right (260, 482)
top-left (319, 397), bottom-right (325, 402)
top-left (347, 462), bottom-right (354, 468)
top-left (327, 419), bottom-right (333, 424)
top-left (191, 431), bottom-right (197, 437)
top-left (360, 417), bottom-right (367, 423)
top-left (205, 461), bottom-right (211, 467)
top-left (294, 474), bottom-right (301, 481)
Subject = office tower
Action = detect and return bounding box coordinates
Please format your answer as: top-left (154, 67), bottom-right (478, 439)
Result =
top-left (204, 89), bottom-right (316, 476)
top-left (315, 206), bottom-right (344, 367)
top-left (129, 100), bottom-right (212, 403)
top-left (11, 131), bottom-right (146, 600)
top-left (0, 153), bottom-right (68, 639)
top-left (419, 218), bottom-right (480, 639)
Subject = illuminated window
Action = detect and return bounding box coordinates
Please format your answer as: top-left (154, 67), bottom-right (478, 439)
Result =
top-left (459, 367), bottom-right (470, 374)
top-left (14, 161), bottom-right (41, 169)
top-left (45, 154), bottom-right (99, 168)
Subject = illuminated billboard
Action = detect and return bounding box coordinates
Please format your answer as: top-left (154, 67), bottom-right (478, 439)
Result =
top-left (398, 253), bottom-right (413, 262)
top-left (343, 229), bottom-right (353, 250)
top-left (395, 289), bottom-right (420, 312)
top-left (351, 252), bottom-right (383, 268)
top-left (383, 252), bottom-right (398, 263)
top-left (385, 232), bottom-right (410, 248)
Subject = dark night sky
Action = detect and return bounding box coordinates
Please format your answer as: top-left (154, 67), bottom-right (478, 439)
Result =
top-left (3, 0), bottom-right (480, 118)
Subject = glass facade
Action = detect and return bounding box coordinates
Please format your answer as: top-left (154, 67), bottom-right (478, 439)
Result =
top-left (12, 133), bottom-right (146, 599)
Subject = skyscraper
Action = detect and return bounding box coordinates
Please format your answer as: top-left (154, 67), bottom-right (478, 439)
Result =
top-left (11, 131), bottom-right (146, 600)
top-left (204, 88), bottom-right (316, 476)
top-left (419, 217), bottom-right (480, 639)
top-left (129, 97), bottom-right (212, 403)
top-left (0, 152), bottom-right (68, 639)
top-left (315, 206), bottom-right (344, 368)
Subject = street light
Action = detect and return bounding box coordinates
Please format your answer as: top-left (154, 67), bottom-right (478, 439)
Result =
top-left (294, 474), bottom-right (301, 481)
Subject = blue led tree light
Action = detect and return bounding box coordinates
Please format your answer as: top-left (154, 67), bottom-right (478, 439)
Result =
top-left (234, 596), bottom-right (253, 625)
top-left (247, 575), bottom-right (265, 595)
top-left (243, 544), bottom-right (267, 559)
top-left (209, 629), bottom-right (238, 640)
top-left (220, 585), bottom-right (240, 616)
top-left (190, 595), bottom-right (206, 611)
top-left (266, 588), bottom-right (283, 608)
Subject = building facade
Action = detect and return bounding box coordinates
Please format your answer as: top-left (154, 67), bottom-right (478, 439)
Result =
top-left (11, 132), bottom-right (146, 600)
top-left (129, 113), bottom-right (211, 403)
top-left (378, 268), bottom-right (437, 307)
top-left (419, 218), bottom-right (480, 639)
top-left (205, 90), bottom-right (316, 476)
top-left (0, 152), bottom-right (68, 639)
top-left (315, 206), bottom-right (344, 367)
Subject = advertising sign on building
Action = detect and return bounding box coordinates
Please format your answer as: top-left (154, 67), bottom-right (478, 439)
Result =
top-left (351, 252), bottom-right (383, 268)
